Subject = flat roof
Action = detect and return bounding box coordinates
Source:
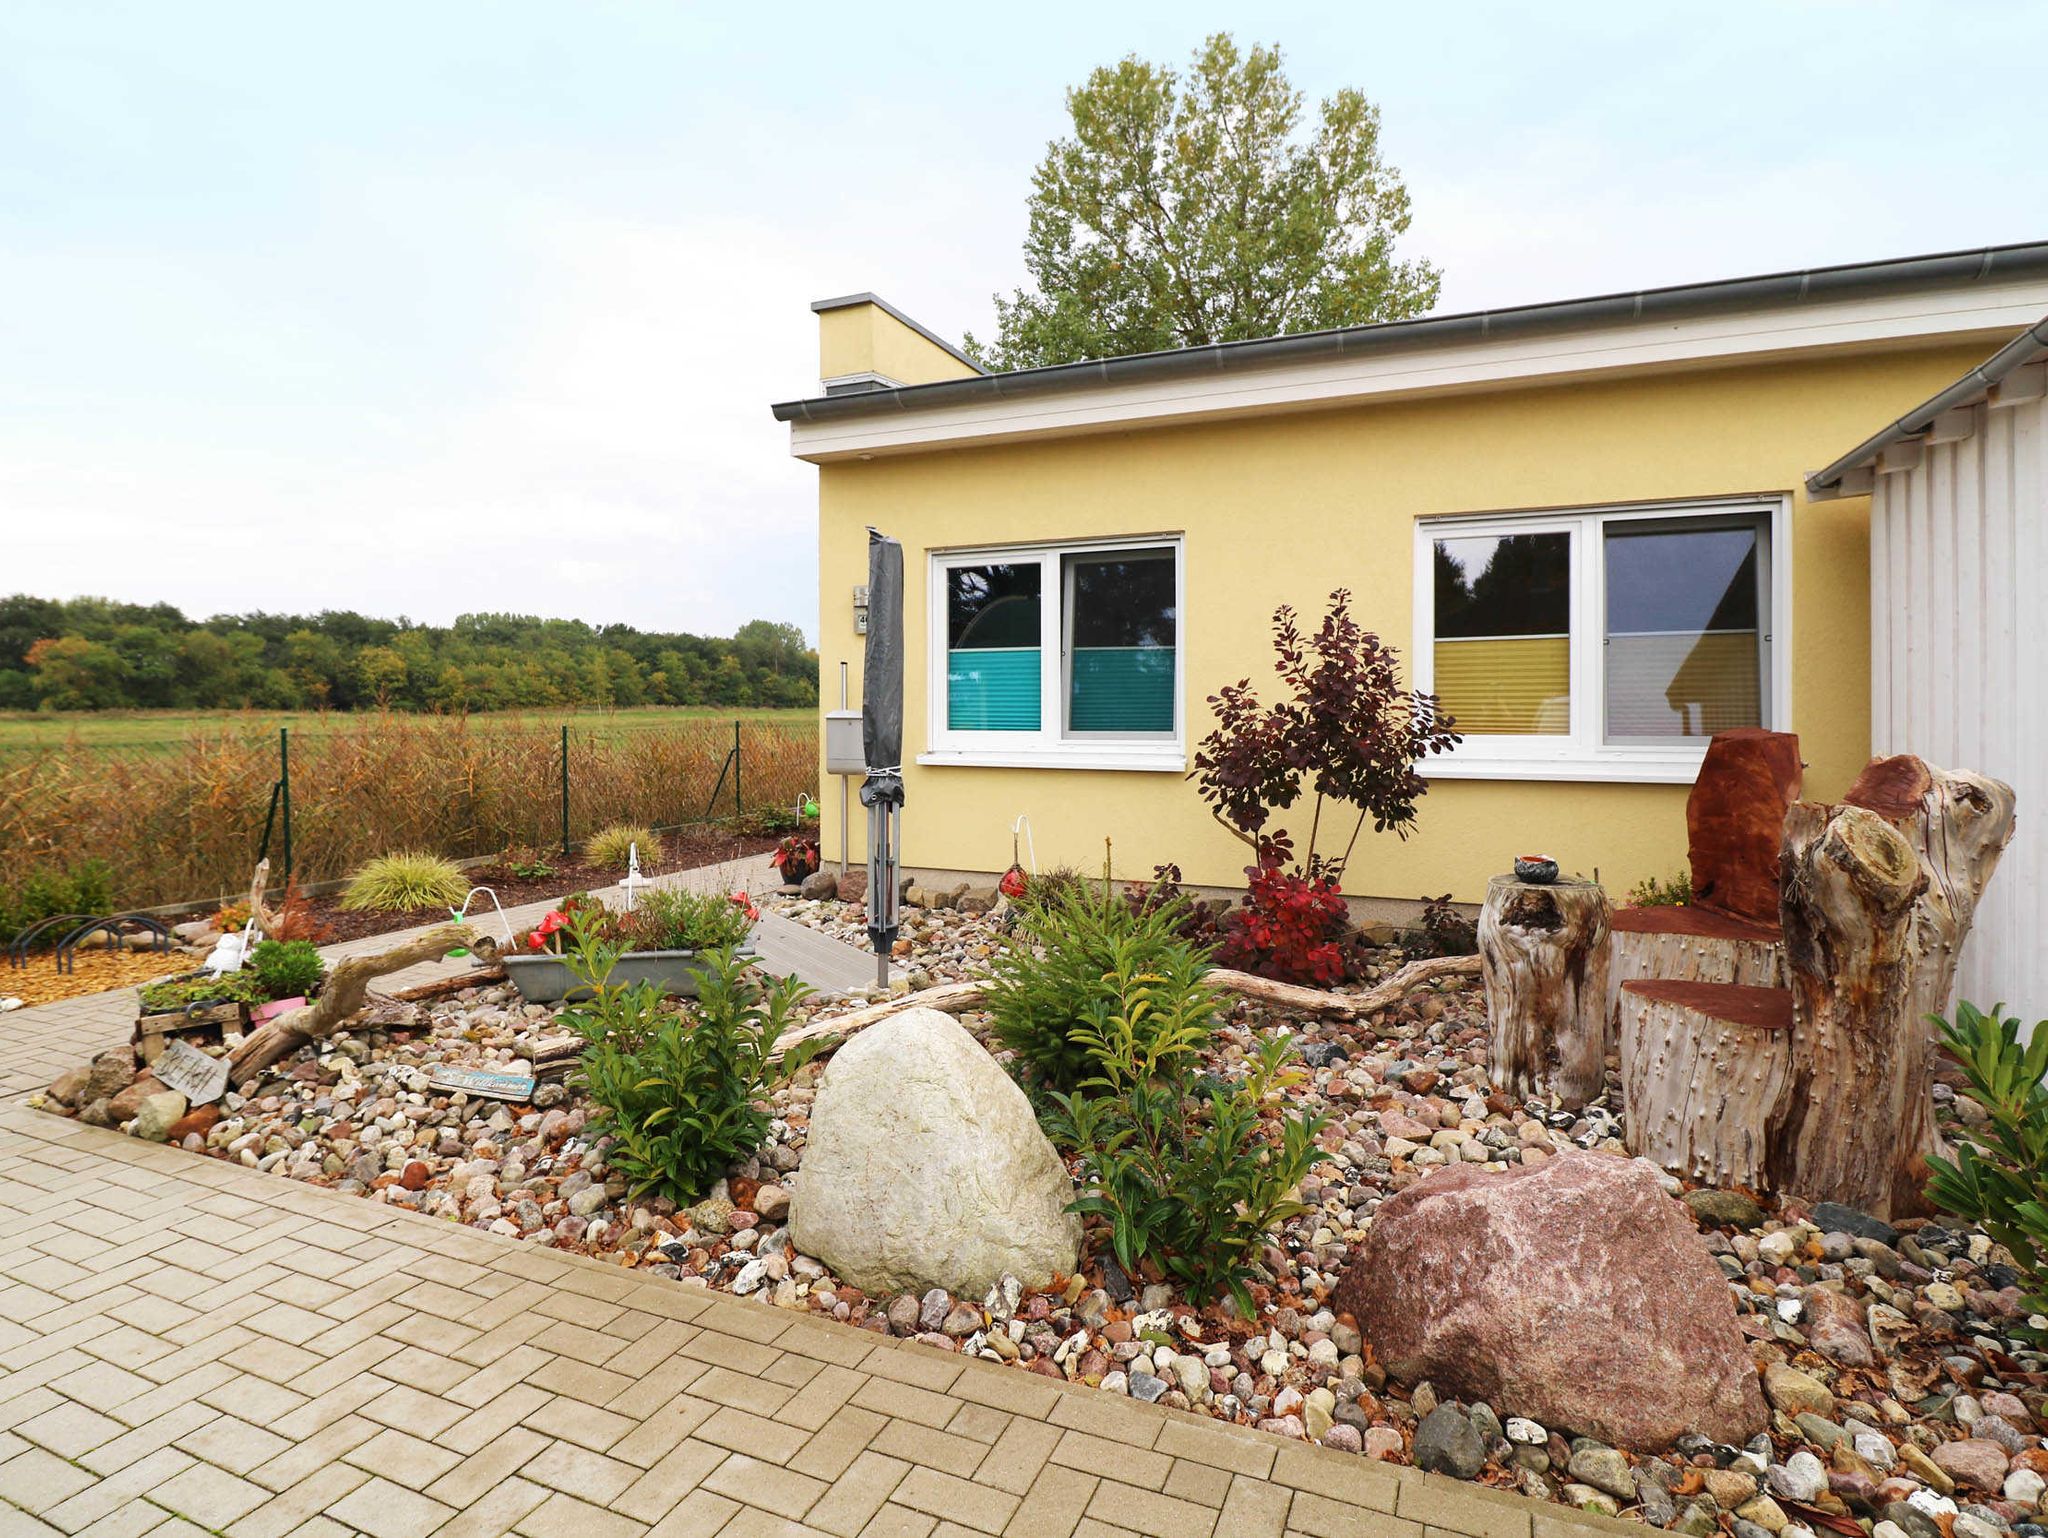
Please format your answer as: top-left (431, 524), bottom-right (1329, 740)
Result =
top-left (772, 240), bottom-right (2048, 425)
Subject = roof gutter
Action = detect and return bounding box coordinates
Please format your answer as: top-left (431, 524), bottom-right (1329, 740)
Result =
top-left (771, 240), bottom-right (2048, 425)
top-left (1805, 312), bottom-right (2048, 497)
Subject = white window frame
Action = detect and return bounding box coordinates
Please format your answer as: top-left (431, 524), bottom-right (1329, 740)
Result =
top-left (1412, 494), bottom-right (1791, 783)
top-left (919, 534), bottom-right (1186, 772)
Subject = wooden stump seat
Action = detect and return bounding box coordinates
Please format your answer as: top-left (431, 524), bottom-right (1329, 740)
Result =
top-left (1607, 904), bottom-right (1786, 1041)
top-left (1619, 978), bottom-right (1793, 1191)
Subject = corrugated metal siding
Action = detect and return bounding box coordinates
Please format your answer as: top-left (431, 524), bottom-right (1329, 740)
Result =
top-left (1870, 394), bottom-right (2047, 1016)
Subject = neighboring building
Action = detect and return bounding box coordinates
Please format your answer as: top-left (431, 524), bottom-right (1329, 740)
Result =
top-left (772, 247), bottom-right (2048, 982)
top-left (1807, 311), bottom-right (2048, 1013)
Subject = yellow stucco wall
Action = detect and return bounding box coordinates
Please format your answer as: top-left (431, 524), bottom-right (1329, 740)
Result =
top-left (818, 302), bottom-right (979, 388)
top-left (813, 342), bottom-right (1992, 904)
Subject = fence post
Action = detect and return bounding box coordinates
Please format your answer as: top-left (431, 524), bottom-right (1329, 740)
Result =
top-left (279, 727), bottom-right (293, 880)
top-left (559, 725), bottom-right (570, 856)
top-left (733, 720), bottom-right (742, 819)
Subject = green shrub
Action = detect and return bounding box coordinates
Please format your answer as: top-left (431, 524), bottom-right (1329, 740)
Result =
top-left (585, 824), bottom-right (660, 870)
top-left (340, 851), bottom-right (470, 912)
top-left (558, 912), bottom-right (828, 1205)
top-left (140, 972), bottom-right (266, 1012)
top-left (986, 878), bottom-right (1216, 1094)
top-left (624, 888), bottom-right (755, 953)
top-left (1044, 1031), bottom-right (1326, 1316)
top-left (1628, 870), bottom-right (1693, 907)
top-left (1925, 1000), bottom-right (2048, 1334)
top-left (249, 939), bottom-right (325, 1000)
top-left (0, 859), bottom-right (116, 944)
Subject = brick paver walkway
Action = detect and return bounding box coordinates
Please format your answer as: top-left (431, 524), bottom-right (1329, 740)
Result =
top-left (0, 886), bottom-right (1624, 1538)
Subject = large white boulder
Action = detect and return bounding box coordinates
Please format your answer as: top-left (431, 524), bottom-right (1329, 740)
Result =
top-left (788, 1007), bottom-right (1080, 1297)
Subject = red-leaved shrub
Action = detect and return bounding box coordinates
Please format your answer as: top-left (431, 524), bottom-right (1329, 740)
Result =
top-left (1213, 859), bottom-right (1349, 985)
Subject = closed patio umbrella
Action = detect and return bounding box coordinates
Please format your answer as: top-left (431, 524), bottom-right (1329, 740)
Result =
top-left (860, 529), bottom-right (904, 988)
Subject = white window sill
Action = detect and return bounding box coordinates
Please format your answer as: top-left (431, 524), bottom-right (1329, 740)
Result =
top-left (916, 748), bottom-right (1187, 774)
top-left (1421, 751), bottom-right (1709, 785)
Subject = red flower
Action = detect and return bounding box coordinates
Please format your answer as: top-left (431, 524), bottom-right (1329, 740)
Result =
top-left (530, 909), bottom-right (568, 951)
top-left (730, 891), bottom-right (760, 923)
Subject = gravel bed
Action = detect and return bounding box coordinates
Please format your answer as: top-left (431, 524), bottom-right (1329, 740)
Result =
top-left (59, 894), bottom-right (2048, 1533)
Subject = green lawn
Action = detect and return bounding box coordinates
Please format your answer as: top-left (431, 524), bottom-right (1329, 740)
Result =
top-left (0, 705), bottom-right (816, 752)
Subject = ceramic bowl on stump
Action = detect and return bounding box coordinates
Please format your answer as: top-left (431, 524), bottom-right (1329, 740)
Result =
top-left (1513, 854), bottom-right (1560, 884)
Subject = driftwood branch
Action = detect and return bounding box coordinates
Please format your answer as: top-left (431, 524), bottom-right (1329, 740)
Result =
top-left (228, 924), bottom-right (496, 1081)
top-left (773, 952), bottom-right (1479, 1061)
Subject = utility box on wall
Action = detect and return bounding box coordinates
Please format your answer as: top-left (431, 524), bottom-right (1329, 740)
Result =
top-left (824, 709), bottom-right (865, 775)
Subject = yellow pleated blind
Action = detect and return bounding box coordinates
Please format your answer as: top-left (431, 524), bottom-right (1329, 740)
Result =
top-left (1432, 636), bottom-right (1570, 735)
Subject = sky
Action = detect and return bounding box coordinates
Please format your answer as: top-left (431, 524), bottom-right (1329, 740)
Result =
top-left (4, 2), bottom-right (2045, 645)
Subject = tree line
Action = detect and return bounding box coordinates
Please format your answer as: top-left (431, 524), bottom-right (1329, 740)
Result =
top-left (0, 596), bottom-right (818, 712)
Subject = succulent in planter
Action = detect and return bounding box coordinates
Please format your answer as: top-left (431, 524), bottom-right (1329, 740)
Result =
top-left (771, 834), bottom-right (822, 886)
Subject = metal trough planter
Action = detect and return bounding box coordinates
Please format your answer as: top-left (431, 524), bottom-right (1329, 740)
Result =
top-left (500, 943), bottom-right (757, 1005)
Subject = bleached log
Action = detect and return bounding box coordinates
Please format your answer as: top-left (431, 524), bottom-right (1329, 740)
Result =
top-left (772, 954), bottom-right (1481, 1061)
top-left (1478, 876), bottom-right (1610, 1108)
top-left (1607, 908), bottom-right (1785, 1040)
top-left (1619, 979), bottom-right (1793, 1190)
top-left (1841, 755), bottom-right (2016, 1034)
top-left (1770, 803), bottom-right (1928, 1217)
top-left (228, 924), bottom-right (496, 1081)
top-left (1839, 756), bottom-right (2016, 1216)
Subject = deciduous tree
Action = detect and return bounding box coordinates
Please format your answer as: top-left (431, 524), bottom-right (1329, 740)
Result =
top-left (968, 34), bottom-right (1440, 370)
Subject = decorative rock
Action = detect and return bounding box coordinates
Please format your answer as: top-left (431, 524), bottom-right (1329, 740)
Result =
top-left (1932, 1440), bottom-right (2011, 1495)
top-left (2005, 1469), bottom-right (2046, 1508)
top-left (1568, 1445), bottom-right (1637, 1501)
top-left (1811, 1202), bottom-right (1900, 1247)
top-left (1332, 1150), bottom-right (1766, 1448)
top-left (1764, 1363), bottom-right (1835, 1419)
top-left (788, 1009), bottom-right (1080, 1295)
top-left (1413, 1405), bottom-right (1486, 1480)
top-left (1703, 1468), bottom-right (1760, 1509)
top-left (798, 870), bottom-right (838, 902)
top-left (752, 1184), bottom-right (790, 1221)
top-left (1687, 1189), bottom-right (1767, 1228)
top-left (1805, 1287), bottom-right (1877, 1368)
top-left (129, 1091), bottom-right (188, 1143)
top-left (1563, 1485), bottom-right (1620, 1517)
top-left (1364, 1426), bottom-right (1404, 1461)
top-left (1769, 1451), bottom-right (1829, 1505)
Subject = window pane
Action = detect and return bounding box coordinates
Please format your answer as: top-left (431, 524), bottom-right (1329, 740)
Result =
top-left (947, 563), bottom-right (1040, 731)
top-left (1605, 523), bottom-right (1761, 738)
top-left (1432, 532), bottom-right (1571, 735)
top-left (1066, 549), bottom-right (1175, 734)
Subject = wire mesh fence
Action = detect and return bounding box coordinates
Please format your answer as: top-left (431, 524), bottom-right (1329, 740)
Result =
top-left (0, 711), bottom-right (818, 914)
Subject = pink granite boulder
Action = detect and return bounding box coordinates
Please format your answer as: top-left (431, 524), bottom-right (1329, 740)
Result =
top-left (1332, 1150), bottom-right (1766, 1450)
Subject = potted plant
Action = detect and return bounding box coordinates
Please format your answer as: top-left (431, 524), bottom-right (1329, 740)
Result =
top-left (771, 834), bottom-right (822, 887)
top-left (503, 889), bottom-right (759, 1004)
top-left (133, 937), bottom-right (328, 1062)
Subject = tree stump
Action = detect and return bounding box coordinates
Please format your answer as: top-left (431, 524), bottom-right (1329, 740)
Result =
top-left (1607, 907), bottom-right (1785, 1044)
top-left (1479, 875), bottom-right (1611, 1108)
top-left (1839, 755), bottom-right (2017, 1216)
top-left (1619, 979), bottom-right (1793, 1190)
top-left (1842, 755), bottom-right (2017, 1033)
top-left (1770, 803), bottom-right (1928, 1217)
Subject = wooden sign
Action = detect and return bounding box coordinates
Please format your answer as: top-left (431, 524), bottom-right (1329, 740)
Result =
top-left (428, 1067), bottom-right (536, 1102)
top-left (155, 1039), bottom-right (231, 1107)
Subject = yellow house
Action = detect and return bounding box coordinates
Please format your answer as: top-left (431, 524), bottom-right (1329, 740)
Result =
top-left (773, 248), bottom-right (2048, 916)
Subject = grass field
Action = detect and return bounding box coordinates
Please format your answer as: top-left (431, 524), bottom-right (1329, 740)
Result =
top-left (0, 705), bottom-right (814, 752)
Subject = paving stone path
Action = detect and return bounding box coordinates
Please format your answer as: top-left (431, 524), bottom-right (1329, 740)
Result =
top-left (0, 866), bottom-right (1629, 1538)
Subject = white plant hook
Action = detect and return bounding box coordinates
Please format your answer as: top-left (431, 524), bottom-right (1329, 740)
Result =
top-left (619, 842), bottom-right (649, 912)
top-left (452, 886), bottom-right (517, 948)
top-left (1009, 813), bottom-right (1038, 875)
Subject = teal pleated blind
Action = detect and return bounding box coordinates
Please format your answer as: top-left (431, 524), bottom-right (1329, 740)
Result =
top-left (947, 648), bottom-right (1040, 730)
top-left (1069, 646), bottom-right (1174, 732)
